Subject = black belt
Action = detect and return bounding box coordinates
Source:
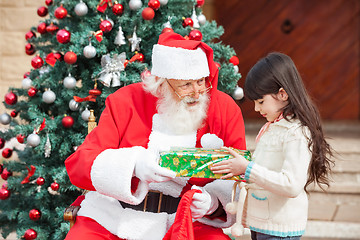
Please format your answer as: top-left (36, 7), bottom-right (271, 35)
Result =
top-left (119, 190), bottom-right (181, 214)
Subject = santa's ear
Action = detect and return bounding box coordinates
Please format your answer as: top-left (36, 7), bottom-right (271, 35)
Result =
top-left (278, 88), bottom-right (288, 101)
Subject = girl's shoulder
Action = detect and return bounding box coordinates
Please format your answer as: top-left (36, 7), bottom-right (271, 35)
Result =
top-left (273, 118), bottom-right (310, 141)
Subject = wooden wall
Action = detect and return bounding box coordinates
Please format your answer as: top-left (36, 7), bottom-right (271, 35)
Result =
top-left (215, 0), bottom-right (360, 120)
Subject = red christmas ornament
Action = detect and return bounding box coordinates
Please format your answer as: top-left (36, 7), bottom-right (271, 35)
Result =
top-left (25, 31), bottom-right (36, 40)
top-left (99, 20), bottom-right (113, 33)
top-left (29, 209), bottom-right (41, 221)
top-left (31, 56), bottom-right (44, 69)
top-left (10, 110), bottom-right (18, 118)
top-left (182, 17), bottom-right (193, 27)
top-left (37, 6), bottom-right (48, 17)
top-left (24, 228), bottom-right (37, 240)
top-left (0, 164), bottom-right (3, 174)
top-left (28, 87), bottom-right (38, 97)
top-left (1, 168), bottom-right (12, 180)
top-left (162, 27), bottom-right (174, 34)
top-left (142, 7), bottom-right (155, 20)
top-left (36, 177), bottom-right (45, 186)
top-left (56, 29), bottom-right (71, 44)
top-left (45, 0), bottom-right (53, 6)
top-left (55, 5), bottom-right (68, 19)
top-left (189, 29), bottom-right (202, 41)
top-left (16, 134), bottom-right (25, 143)
top-left (0, 188), bottom-right (10, 200)
top-left (37, 22), bottom-right (47, 34)
top-left (24, 72), bottom-right (30, 78)
top-left (25, 43), bottom-right (36, 55)
top-left (89, 88), bottom-right (102, 96)
top-left (112, 3), bottom-right (124, 15)
top-left (5, 92), bottom-right (18, 105)
top-left (46, 52), bottom-right (62, 67)
top-left (64, 51), bottom-right (77, 64)
top-left (148, 0), bottom-right (160, 10)
top-left (196, 0), bottom-right (205, 7)
top-left (46, 22), bottom-right (59, 34)
top-left (0, 138), bottom-right (5, 149)
top-left (2, 148), bottom-right (12, 158)
top-left (62, 116), bottom-right (74, 128)
top-left (229, 56), bottom-right (239, 65)
top-left (51, 182), bottom-right (59, 191)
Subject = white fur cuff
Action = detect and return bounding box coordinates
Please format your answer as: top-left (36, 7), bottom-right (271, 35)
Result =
top-left (90, 147), bottom-right (149, 204)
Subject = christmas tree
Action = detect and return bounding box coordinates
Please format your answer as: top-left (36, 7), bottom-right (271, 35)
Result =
top-left (0, 0), bottom-right (243, 239)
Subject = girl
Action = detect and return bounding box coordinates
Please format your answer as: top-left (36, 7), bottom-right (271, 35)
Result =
top-left (211, 52), bottom-right (334, 240)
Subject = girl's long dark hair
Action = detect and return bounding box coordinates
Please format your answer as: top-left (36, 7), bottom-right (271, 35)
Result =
top-left (245, 52), bottom-right (334, 192)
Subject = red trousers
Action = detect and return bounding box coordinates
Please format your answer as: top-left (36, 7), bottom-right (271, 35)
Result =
top-left (65, 216), bottom-right (231, 240)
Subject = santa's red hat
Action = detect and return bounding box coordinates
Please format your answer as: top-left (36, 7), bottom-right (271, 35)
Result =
top-left (151, 32), bottom-right (216, 81)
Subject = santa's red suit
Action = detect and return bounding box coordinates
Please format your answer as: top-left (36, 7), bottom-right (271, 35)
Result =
top-left (65, 32), bottom-right (246, 240)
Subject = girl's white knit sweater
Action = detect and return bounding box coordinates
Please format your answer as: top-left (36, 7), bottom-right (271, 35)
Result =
top-left (243, 118), bottom-right (311, 237)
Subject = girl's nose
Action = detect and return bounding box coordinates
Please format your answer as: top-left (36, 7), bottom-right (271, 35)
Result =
top-left (254, 102), bottom-right (260, 112)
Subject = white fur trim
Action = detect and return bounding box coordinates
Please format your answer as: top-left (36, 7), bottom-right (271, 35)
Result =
top-left (78, 191), bottom-right (173, 240)
top-left (149, 177), bottom-right (189, 198)
top-left (200, 133), bottom-right (224, 149)
top-left (151, 44), bottom-right (210, 80)
top-left (197, 179), bottom-right (237, 228)
top-left (147, 114), bottom-right (197, 153)
top-left (90, 147), bottom-right (149, 204)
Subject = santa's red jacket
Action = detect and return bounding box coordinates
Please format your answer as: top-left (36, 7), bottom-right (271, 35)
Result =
top-left (65, 33), bottom-right (246, 240)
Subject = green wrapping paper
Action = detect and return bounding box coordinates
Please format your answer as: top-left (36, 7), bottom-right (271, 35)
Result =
top-left (159, 148), bottom-right (251, 181)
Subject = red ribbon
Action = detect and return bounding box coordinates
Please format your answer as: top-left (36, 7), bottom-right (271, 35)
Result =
top-left (93, 30), bottom-right (103, 42)
top-left (35, 118), bottom-right (46, 134)
top-left (21, 165), bottom-right (36, 184)
top-left (97, 0), bottom-right (112, 12)
top-left (73, 95), bottom-right (97, 103)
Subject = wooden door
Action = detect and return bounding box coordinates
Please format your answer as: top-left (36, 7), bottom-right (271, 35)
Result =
top-left (215, 0), bottom-right (360, 120)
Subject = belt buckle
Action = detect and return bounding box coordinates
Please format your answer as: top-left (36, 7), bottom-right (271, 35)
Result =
top-left (143, 190), bottom-right (163, 213)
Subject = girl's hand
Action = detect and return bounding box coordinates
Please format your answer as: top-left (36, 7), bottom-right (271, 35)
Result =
top-left (210, 147), bottom-right (249, 179)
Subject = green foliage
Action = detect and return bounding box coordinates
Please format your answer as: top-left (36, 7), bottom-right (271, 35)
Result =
top-left (0, 0), bottom-right (241, 239)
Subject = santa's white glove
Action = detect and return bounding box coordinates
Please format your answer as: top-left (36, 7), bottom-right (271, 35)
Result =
top-left (135, 151), bottom-right (176, 183)
top-left (190, 185), bottom-right (219, 219)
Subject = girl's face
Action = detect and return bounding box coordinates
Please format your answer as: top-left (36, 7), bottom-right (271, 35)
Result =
top-left (253, 88), bottom-right (289, 122)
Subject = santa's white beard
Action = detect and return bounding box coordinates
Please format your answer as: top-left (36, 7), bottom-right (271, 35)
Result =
top-left (157, 87), bottom-right (210, 135)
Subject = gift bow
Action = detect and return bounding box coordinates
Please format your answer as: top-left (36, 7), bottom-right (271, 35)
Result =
top-left (97, 0), bottom-right (112, 13)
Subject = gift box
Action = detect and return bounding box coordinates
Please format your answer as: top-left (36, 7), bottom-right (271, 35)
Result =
top-left (159, 148), bottom-right (251, 181)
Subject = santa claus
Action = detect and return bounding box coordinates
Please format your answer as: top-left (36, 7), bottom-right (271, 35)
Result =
top-left (65, 32), bottom-right (246, 240)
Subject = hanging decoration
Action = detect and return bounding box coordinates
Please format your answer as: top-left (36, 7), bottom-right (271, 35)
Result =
top-left (42, 89), bottom-right (56, 104)
top-left (69, 99), bottom-right (80, 111)
top-left (1, 168), bottom-right (12, 180)
top-left (0, 138), bottom-right (5, 149)
top-left (0, 188), bottom-right (10, 200)
top-left (81, 107), bottom-right (91, 121)
top-left (28, 87), bottom-right (38, 97)
top-left (37, 6), bottom-right (48, 17)
top-left (37, 22), bottom-right (47, 34)
top-left (25, 43), bottom-right (36, 55)
top-left (231, 86), bottom-right (244, 100)
top-left (83, 41), bottom-right (97, 58)
top-left (128, 27), bottom-right (141, 52)
top-left (114, 26), bottom-right (126, 46)
top-left (99, 19), bottom-right (113, 33)
top-left (4, 92), bottom-right (18, 105)
top-left (2, 148), bottom-right (12, 158)
top-left (97, 0), bottom-right (113, 13)
top-left (63, 73), bottom-right (77, 89)
top-left (23, 228), bottom-right (37, 240)
top-left (31, 55), bottom-right (44, 69)
top-left (54, 5), bottom-right (68, 19)
top-left (75, 0), bottom-right (88, 16)
top-left (56, 29), bottom-right (71, 44)
top-left (129, 0), bottom-right (142, 10)
top-left (45, 52), bottom-right (62, 67)
top-left (21, 165), bottom-right (36, 184)
top-left (0, 113), bottom-right (11, 125)
top-left (27, 118), bottom-right (46, 147)
top-left (29, 209), bottom-right (42, 221)
top-left (46, 22), bottom-right (59, 34)
top-left (182, 17), bottom-right (193, 28)
top-left (112, 2), bottom-right (124, 15)
top-left (16, 134), bottom-right (25, 143)
top-left (98, 53), bottom-right (127, 87)
top-left (191, 7), bottom-right (200, 28)
top-left (22, 77), bottom-right (32, 89)
top-left (62, 115), bottom-right (74, 128)
top-left (64, 51), bottom-right (77, 64)
top-left (44, 133), bottom-right (51, 157)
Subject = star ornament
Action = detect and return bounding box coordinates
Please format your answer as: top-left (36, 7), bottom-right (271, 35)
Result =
top-left (129, 27), bottom-right (141, 52)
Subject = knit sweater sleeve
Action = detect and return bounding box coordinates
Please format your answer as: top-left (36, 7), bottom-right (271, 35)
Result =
top-left (245, 127), bottom-right (311, 198)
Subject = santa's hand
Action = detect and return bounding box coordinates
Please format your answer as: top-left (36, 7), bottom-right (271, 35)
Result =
top-left (190, 186), bottom-right (219, 219)
top-left (135, 152), bottom-right (176, 183)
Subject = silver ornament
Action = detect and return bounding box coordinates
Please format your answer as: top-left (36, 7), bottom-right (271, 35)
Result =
top-left (44, 133), bottom-right (51, 158)
top-left (74, 1), bottom-right (88, 16)
top-left (63, 74), bottom-right (77, 89)
top-left (128, 27), bottom-right (141, 52)
top-left (129, 0), bottom-right (142, 10)
top-left (22, 77), bottom-right (32, 89)
top-left (232, 86), bottom-right (244, 100)
top-left (69, 99), bottom-right (79, 111)
top-left (198, 13), bottom-right (206, 25)
top-left (27, 133), bottom-right (41, 147)
top-left (42, 89), bottom-right (56, 104)
top-left (191, 8), bottom-right (200, 29)
top-left (81, 108), bottom-right (91, 121)
top-left (158, 0), bottom-right (168, 5)
top-left (0, 113), bottom-right (11, 125)
top-left (114, 26), bottom-right (126, 46)
top-left (83, 43), bottom-right (97, 58)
